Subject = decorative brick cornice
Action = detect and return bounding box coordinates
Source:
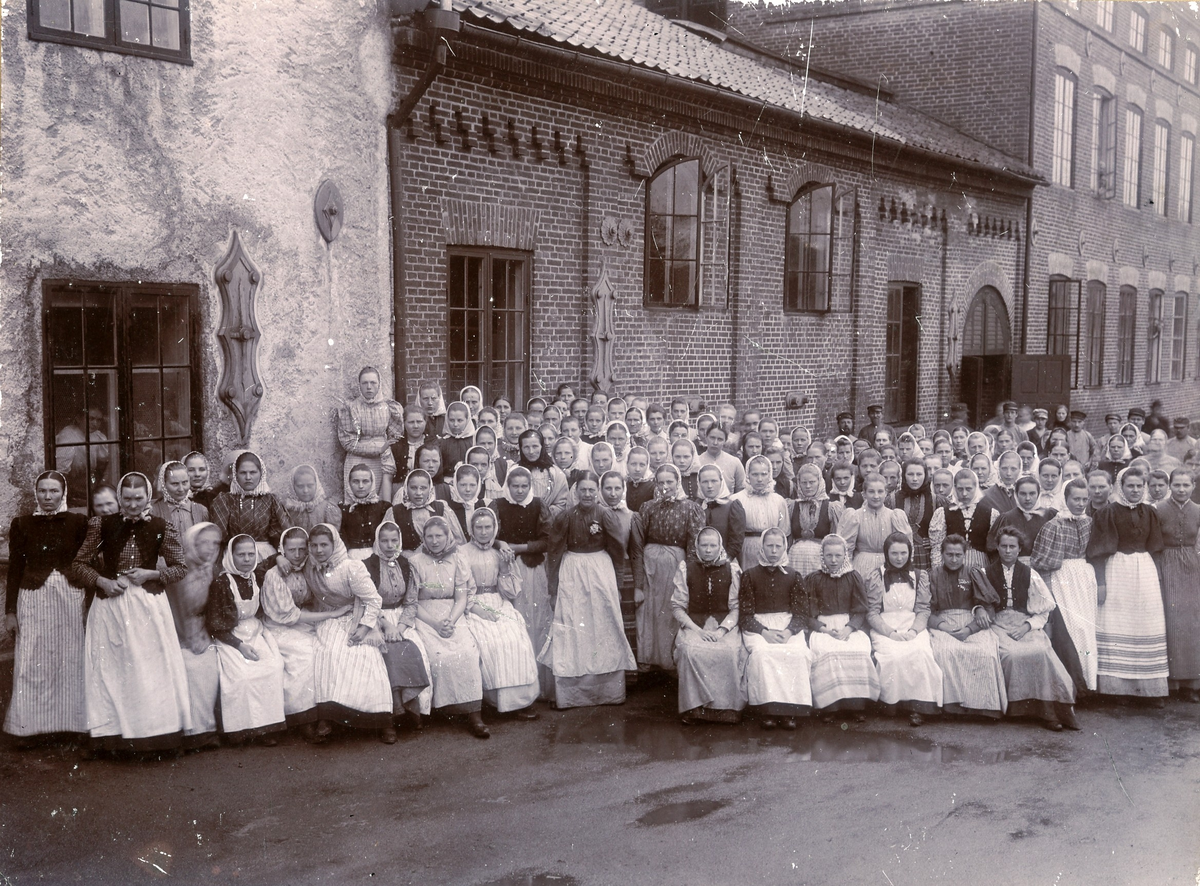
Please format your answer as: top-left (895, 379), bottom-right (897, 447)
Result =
top-left (441, 200), bottom-right (541, 250)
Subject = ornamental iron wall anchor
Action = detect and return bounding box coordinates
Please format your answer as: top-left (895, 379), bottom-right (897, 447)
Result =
top-left (215, 231), bottom-right (265, 446)
top-left (314, 180), bottom-right (344, 243)
top-left (589, 257), bottom-right (618, 394)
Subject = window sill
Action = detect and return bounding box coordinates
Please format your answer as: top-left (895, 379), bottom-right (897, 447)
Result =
top-left (28, 30), bottom-right (193, 65)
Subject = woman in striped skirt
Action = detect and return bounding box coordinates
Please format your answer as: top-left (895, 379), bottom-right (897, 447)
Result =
top-left (4, 471), bottom-right (90, 745)
top-left (461, 508), bottom-right (540, 719)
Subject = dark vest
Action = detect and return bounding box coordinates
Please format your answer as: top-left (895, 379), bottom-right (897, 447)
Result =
top-left (985, 559), bottom-right (1031, 614)
top-left (789, 499), bottom-right (833, 541)
top-left (944, 504), bottom-right (994, 552)
top-left (685, 560), bottom-right (734, 623)
top-left (97, 515), bottom-right (169, 586)
top-left (392, 501), bottom-right (450, 551)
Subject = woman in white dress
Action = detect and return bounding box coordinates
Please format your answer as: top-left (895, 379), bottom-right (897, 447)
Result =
top-left (70, 471), bottom-right (192, 753)
top-left (461, 508), bottom-right (540, 718)
top-left (671, 527), bottom-right (746, 724)
top-left (206, 535), bottom-right (286, 745)
top-left (409, 516), bottom-right (490, 737)
top-left (260, 526), bottom-right (351, 741)
top-left (303, 524), bottom-right (394, 742)
top-left (865, 532), bottom-right (944, 726)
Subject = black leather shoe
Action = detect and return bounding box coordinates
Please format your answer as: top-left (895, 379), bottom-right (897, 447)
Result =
top-left (780, 718), bottom-right (797, 731)
top-left (760, 719), bottom-right (777, 730)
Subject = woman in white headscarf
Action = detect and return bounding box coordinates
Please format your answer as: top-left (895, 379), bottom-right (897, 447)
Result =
top-left (732, 455), bottom-right (790, 570)
top-left (70, 471), bottom-right (192, 752)
top-left (206, 534), bottom-right (286, 745)
top-left (283, 465), bottom-right (342, 534)
top-left (208, 451), bottom-right (289, 572)
top-left (337, 366), bottom-right (398, 503)
top-left (4, 470), bottom-right (90, 744)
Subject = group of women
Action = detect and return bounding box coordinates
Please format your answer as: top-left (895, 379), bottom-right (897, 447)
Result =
top-left (4, 374), bottom-right (1198, 753)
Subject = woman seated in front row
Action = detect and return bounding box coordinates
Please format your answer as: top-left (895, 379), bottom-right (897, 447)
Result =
top-left (671, 526), bottom-right (746, 725)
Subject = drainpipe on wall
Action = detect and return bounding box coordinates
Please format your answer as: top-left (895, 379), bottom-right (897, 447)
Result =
top-left (387, 1), bottom-right (460, 401)
top-left (1021, 1), bottom-right (1039, 357)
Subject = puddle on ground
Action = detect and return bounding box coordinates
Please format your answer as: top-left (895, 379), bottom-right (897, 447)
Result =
top-left (543, 688), bottom-right (1035, 764)
top-left (636, 799), bottom-right (728, 826)
top-left (475, 874), bottom-right (578, 886)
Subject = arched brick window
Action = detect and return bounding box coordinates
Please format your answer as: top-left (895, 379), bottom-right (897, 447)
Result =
top-left (645, 157), bottom-right (701, 307)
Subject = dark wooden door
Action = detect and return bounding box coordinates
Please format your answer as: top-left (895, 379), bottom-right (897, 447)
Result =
top-left (1011, 354), bottom-right (1071, 413)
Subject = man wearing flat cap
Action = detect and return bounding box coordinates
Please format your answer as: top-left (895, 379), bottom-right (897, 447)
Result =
top-left (1099, 413), bottom-right (1123, 453)
top-left (1166, 417), bottom-right (1197, 464)
top-left (857, 404), bottom-right (894, 447)
top-left (1027, 408), bottom-right (1052, 455)
top-left (1127, 408), bottom-right (1150, 449)
top-left (1065, 410), bottom-right (1099, 471)
top-left (835, 411), bottom-right (857, 441)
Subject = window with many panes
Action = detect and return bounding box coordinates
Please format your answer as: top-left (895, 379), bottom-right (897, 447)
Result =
top-left (1147, 288), bottom-right (1164, 383)
top-left (43, 281), bottom-right (200, 512)
top-left (1095, 0), bottom-right (1113, 31)
top-left (447, 249), bottom-right (529, 407)
top-left (1047, 276), bottom-right (1076, 358)
top-left (884, 283), bottom-right (920, 424)
top-left (1152, 120), bottom-right (1170, 216)
top-left (1186, 43), bottom-right (1199, 85)
top-left (1170, 291), bottom-right (1188, 381)
top-left (1052, 71), bottom-right (1077, 187)
top-left (1157, 27), bottom-right (1174, 70)
top-left (645, 157), bottom-right (701, 308)
top-left (785, 183), bottom-right (834, 312)
top-left (1081, 279), bottom-right (1106, 387)
top-left (1091, 89), bottom-right (1117, 197)
top-left (1116, 285), bottom-right (1137, 385)
top-left (1123, 107), bottom-right (1143, 208)
top-left (1129, 8), bottom-right (1146, 53)
top-left (27, 0), bottom-right (190, 63)
top-left (1180, 134), bottom-right (1195, 223)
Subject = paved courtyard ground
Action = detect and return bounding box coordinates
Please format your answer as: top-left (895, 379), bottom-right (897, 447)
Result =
top-left (1, 669), bottom-right (1197, 886)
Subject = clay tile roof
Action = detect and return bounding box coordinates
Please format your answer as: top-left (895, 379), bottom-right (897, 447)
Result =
top-left (449, 0), bottom-right (1037, 179)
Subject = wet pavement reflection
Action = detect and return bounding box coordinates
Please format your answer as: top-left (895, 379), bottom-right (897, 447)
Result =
top-left (475, 874), bottom-right (579, 886)
top-left (542, 686), bottom-right (1050, 765)
top-left (636, 799), bottom-right (728, 826)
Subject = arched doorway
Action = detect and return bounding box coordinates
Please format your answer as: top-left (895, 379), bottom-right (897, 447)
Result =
top-left (959, 286), bottom-right (1012, 428)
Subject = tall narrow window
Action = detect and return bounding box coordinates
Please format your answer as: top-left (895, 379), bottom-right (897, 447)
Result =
top-left (447, 249), bottom-right (530, 407)
top-left (1186, 43), bottom-right (1199, 86)
top-left (1123, 107), bottom-right (1143, 208)
top-left (1052, 72), bottom-right (1077, 187)
top-left (1096, 0), bottom-right (1113, 31)
top-left (1129, 8), bottom-right (1146, 53)
top-left (884, 283), bottom-right (920, 424)
top-left (1180, 134), bottom-right (1195, 223)
top-left (1047, 276), bottom-right (1076, 358)
top-left (1170, 291), bottom-right (1188, 381)
top-left (1147, 289), bottom-right (1164, 383)
top-left (1116, 285), bottom-right (1137, 385)
top-left (1152, 120), bottom-right (1170, 216)
top-left (1157, 27), bottom-right (1174, 69)
top-left (27, 0), bottom-right (191, 63)
top-left (43, 281), bottom-right (201, 512)
top-left (1091, 89), bottom-right (1117, 197)
top-left (784, 183), bottom-right (834, 312)
top-left (645, 157), bottom-right (701, 308)
top-left (1081, 280), bottom-right (1106, 388)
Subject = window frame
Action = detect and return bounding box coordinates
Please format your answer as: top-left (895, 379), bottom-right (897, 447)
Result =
top-left (1081, 279), bottom-right (1106, 388)
top-left (783, 182), bottom-right (836, 313)
top-left (1170, 291), bottom-right (1188, 382)
top-left (644, 156), bottom-right (702, 309)
top-left (26, 0), bottom-right (192, 65)
top-left (41, 279), bottom-right (203, 513)
top-left (1128, 7), bottom-right (1146, 53)
top-left (1047, 275), bottom-right (1077, 361)
top-left (1146, 288), bottom-right (1165, 384)
top-left (1152, 119), bottom-right (1170, 217)
top-left (1186, 42), bottom-right (1199, 86)
top-left (884, 282), bottom-right (920, 424)
top-left (1096, 0), bottom-right (1113, 32)
top-left (1157, 27), bottom-right (1174, 70)
top-left (1052, 70), bottom-right (1078, 188)
top-left (446, 248), bottom-right (532, 408)
top-left (1123, 106), bottom-right (1144, 209)
top-left (1179, 133), bottom-right (1195, 224)
top-left (1090, 88), bottom-right (1117, 198)
top-left (1116, 284), bottom-right (1137, 386)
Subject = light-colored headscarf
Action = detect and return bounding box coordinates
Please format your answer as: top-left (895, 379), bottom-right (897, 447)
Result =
top-left (502, 466), bottom-right (535, 507)
top-left (418, 515), bottom-right (459, 560)
top-left (156, 460), bottom-right (189, 503)
top-left (795, 463), bottom-right (829, 502)
top-left (756, 527), bottom-right (789, 568)
top-left (1111, 467), bottom-right (1148, 509)
top-left (819, 534), bottom-right (854, 577)
top-left (697, 463), bottom-right (732, 505)
top-left (372, 519), bottom-right (404, 564)
top-left (344, 462), bottom-right (381, 507)
top-left (184, 451), bottom-right (213, 492)
top-left (590, 441), bottom-right (616, 475)
top-left (459, 386), bottom-right (484, 417)
top-left (277, 526), bottom-right (310, 570)
top-left (625, 445), bottom-right (651, 482)
top-left (395, 468), bottom-right (438, 509)
top-left (599, 469), bottom-right (629, 511)
top-left (694, 525), bottom-right (730, 567)
top-left (744, 454), bottom-right (775, 496)
top-left (182, 521), bottom-right (222, 568)
top-left (468, 506), bottom-right (499, 550)
top-left (671, 438), bottom-right (699, 476)
top-left (286, 464), bottom-right (328, 514)
top-left (118, 471), bottom-right (155, 521)
top-left (305, 524), bottom-right (349, 592)
top-left (444, 401), bottom-right (478, 440)
top-left (33, 469), bottom-right (69, 516)
top-left (653, 463), bottom-right (689, 503)
top-left (230, 451), bottom-right (271, 496)
top-left (221, 533), bottom-right (260, 579)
